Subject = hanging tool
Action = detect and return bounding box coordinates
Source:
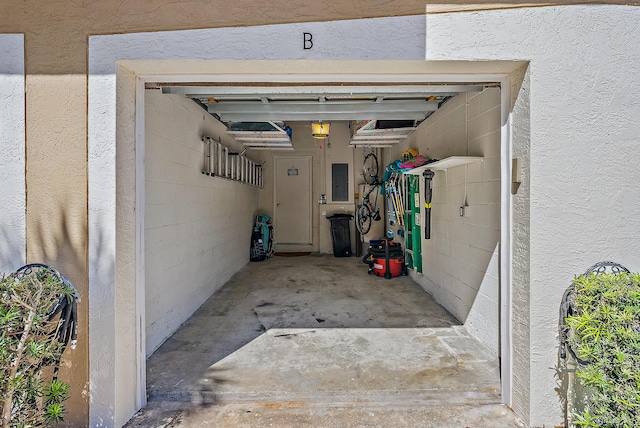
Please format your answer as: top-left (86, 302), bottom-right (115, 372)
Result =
top-left (393, 171), bottom-right (404, 225)
top-left (386, 169), bottom-right (404, 227)
top-left (386, 190), bottom-right (396, 225)
top-left (423, 169), bottom-right (435, 239)
top-left (386, 173), bottom-right (397, 225)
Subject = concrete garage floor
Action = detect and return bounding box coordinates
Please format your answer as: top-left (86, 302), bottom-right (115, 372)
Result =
top-left (127, 254), bottom-right (523, 427)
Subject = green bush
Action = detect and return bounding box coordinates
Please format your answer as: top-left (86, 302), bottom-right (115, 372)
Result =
top-left (0, 268), bottom-right (74, 427)
top-left (565, 272), bottom-right (640, 427)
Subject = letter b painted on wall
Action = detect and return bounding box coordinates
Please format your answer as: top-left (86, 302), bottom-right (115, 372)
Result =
top-left (303, 32), bottom-right (313, 49)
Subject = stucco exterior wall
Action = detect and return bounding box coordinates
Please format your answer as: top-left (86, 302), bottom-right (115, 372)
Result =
top-left (144, 91), bottom-right (258, 355)
top-left (510, 65), bottom-right (532, 423)
top-left (1, 1), bottom-right (637, 426)
top-left (426, 5), bottom-right (640, 425)
top-left (0, 34), bottom-right (25, 273)
top-left (114, 65), bottom-right (140, 426)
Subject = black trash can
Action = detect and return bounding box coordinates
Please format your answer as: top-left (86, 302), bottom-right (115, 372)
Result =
top-left (326, 213), bottom-right (353, 257)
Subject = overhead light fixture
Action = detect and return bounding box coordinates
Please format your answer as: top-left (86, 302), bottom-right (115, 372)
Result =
top-left (311, 121), bottom-right (330, 139)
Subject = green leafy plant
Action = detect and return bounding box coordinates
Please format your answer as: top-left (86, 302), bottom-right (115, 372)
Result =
top-left (565, 272), bottom-right (640, 427)
top-left (0, 268), bottom-right (75, 427)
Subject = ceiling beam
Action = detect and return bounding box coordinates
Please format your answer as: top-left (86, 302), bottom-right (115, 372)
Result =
top-left (214, 111), bottom-right (428, 121)
top-left (208, 100), bottom-right (439, 115)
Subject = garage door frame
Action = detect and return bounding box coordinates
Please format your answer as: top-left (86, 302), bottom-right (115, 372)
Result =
top-left (89, 59), bottom-right (526, 426)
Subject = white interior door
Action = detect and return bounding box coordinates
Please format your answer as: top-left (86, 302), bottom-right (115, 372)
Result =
top-left (274, 156), bottom-right (312, 248)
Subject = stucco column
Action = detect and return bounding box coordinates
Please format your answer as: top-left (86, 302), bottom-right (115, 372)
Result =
top-left (24, 31), bottom-right (90, 427)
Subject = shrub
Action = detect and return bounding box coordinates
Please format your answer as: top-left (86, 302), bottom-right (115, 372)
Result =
top-left (0, 267), bottom-right (76, 427)
top-left (565, 272), bottom-right (640, 427)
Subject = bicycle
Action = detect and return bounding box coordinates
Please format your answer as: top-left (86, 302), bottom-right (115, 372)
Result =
top-left (356, 151), bottom-right (382, 235)
top-left (362, 151), bottom-right (379, 185)
top-left (356, 181), bottom-right (382, 235)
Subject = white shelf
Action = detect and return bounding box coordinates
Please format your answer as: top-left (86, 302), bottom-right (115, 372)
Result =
top-left (404, 156), bottom-right (483, 175)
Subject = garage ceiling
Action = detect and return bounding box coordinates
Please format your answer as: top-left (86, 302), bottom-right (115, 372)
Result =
top-left (160, 84), bottom-right (484, 149)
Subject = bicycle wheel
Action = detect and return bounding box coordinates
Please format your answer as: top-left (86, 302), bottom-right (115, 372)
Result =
top-left (355, 203), bottom-right (372, 235)
top-left (362, 152), bottom-right (379, 185)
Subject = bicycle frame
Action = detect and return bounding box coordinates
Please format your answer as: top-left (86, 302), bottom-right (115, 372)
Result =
top-left (355, 182), bottom-right (382, 234)
top-left (362, 182), bottom-right (381, 216)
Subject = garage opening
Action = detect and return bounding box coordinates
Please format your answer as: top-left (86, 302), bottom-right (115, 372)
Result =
top-left (133, 77), bottom-right (508, 423)
top-left (92, 60), bottom-right (524, 426)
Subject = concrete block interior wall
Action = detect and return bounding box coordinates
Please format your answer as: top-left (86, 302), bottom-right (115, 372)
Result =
top-left (144, 90), bottom-right (258, 355)
top-left (390, 88), bottom-right (501, 353)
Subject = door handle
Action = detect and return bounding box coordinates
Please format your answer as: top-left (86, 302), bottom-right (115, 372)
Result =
top-left (277, 203), bottom-right (281, 207)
